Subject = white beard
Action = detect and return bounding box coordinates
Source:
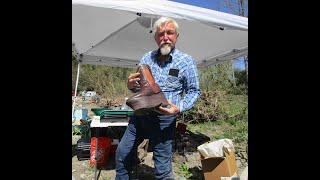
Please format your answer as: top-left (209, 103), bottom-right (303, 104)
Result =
top-left (160, 44), bottom-right (171, 56)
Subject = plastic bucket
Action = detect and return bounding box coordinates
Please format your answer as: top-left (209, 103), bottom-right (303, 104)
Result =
top-left (89, 137), bottom-right (112, 168)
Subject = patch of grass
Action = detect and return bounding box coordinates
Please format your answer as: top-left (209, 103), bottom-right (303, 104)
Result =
top-left (83, 162), bottom-right (96, 173)
top-left (179, 91), bottom-right (247, 124)
top-left (176, 163), bottom-right (193, 179)
top-left (187, 118), bottom-right (247, 147)
top-left (219, 94), bottom-right (248, 120)
top-left (72, 124), bottom-right (91, 139)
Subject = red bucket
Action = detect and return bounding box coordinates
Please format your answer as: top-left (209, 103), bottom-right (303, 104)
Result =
top-left (89, 137), bottom-right (112, 168)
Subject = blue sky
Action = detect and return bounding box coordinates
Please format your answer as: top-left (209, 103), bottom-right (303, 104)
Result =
top-left (171, 0), bottom-right (220, 9)
top-left (170, 0), bottom-right (246, 70)
top-left (170, 0), bottom-right (227, 12)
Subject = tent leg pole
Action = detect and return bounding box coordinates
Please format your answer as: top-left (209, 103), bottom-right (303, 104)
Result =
top-left (72, 62), bottom-right (81, 121)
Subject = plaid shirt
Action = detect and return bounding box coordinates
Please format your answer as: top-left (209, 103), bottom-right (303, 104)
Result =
top-left (138, 48), bottom-right (201, 113)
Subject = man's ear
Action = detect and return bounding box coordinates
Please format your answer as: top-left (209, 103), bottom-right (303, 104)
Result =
top-left (176, 33), bottom-right (179, 38)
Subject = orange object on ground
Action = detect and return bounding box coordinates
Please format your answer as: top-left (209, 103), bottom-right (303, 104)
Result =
top-left (89, 137), bottom-right (112, 168)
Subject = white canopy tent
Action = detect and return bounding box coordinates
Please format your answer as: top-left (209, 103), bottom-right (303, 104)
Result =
top-left (72, 0), bottom-right (248, 116)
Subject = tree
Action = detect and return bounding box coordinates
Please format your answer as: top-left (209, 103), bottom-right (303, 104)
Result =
top-left (222, 0), bottom-right (248, 17)
top-left (222, 0), bottom-right (248, 82)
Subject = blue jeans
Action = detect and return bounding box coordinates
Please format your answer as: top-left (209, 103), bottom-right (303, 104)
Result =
top-left (115, 114), bottom-right (176, 180)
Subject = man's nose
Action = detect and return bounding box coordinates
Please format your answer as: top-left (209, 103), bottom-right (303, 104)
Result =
top-left (163, 33), bottom-right (169, 40)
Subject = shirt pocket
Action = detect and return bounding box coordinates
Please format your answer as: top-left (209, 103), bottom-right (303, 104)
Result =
top-left (165, 75), bottom-right (181, 90)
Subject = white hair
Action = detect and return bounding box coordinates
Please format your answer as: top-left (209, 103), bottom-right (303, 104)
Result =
top-left (153, 17), bottom-right (179, 36)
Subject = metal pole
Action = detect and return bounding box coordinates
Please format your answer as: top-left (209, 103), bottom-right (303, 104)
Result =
top-left (72, 62), bottom-right (81, 121)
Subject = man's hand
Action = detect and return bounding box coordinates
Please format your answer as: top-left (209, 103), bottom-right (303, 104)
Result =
top-left (127, 72), bottom-right (140, 90)
top-left (158, 100), bottom-right (180, 115)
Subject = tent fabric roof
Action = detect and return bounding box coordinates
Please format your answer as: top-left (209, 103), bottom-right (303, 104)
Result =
top-left (72, 0), bottom-right (248, 68)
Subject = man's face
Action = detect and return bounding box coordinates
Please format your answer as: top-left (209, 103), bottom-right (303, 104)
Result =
top-left (155, 22), bottom-right (179, 55)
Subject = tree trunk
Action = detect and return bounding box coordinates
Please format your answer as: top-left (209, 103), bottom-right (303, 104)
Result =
top-left (232, 60), bottom-right (236, 87)
top-left (244, 56), bottom-right (248, 85)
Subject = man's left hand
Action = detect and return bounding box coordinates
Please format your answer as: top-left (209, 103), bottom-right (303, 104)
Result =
top-left (158, 100), bottom-right (180, 115)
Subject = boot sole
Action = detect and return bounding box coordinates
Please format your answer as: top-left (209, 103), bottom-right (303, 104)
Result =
top-left (126, 93), bottom-right (168, 111)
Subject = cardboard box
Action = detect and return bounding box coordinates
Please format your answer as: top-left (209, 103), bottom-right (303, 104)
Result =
top-left (201, 147), bottom-right (237, 180)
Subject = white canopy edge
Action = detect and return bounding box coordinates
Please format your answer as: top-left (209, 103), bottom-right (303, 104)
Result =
top-left (75, 47), bottom-right (248, 69)
top-left (198, 46), bottom-right (248, 68)
top-left (72, 0), bottom-right (247, 31)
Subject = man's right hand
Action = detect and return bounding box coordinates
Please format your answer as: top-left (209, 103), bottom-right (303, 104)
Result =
top-left (127, 72), bottom-right (141, 90)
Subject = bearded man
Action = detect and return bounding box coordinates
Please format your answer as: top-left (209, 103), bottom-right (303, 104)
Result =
top-left (115, 17), bottom-right (201, 180)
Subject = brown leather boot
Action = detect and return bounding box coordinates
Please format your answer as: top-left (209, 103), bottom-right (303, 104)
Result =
top-left (126, 64), bottom-right (169, 115)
